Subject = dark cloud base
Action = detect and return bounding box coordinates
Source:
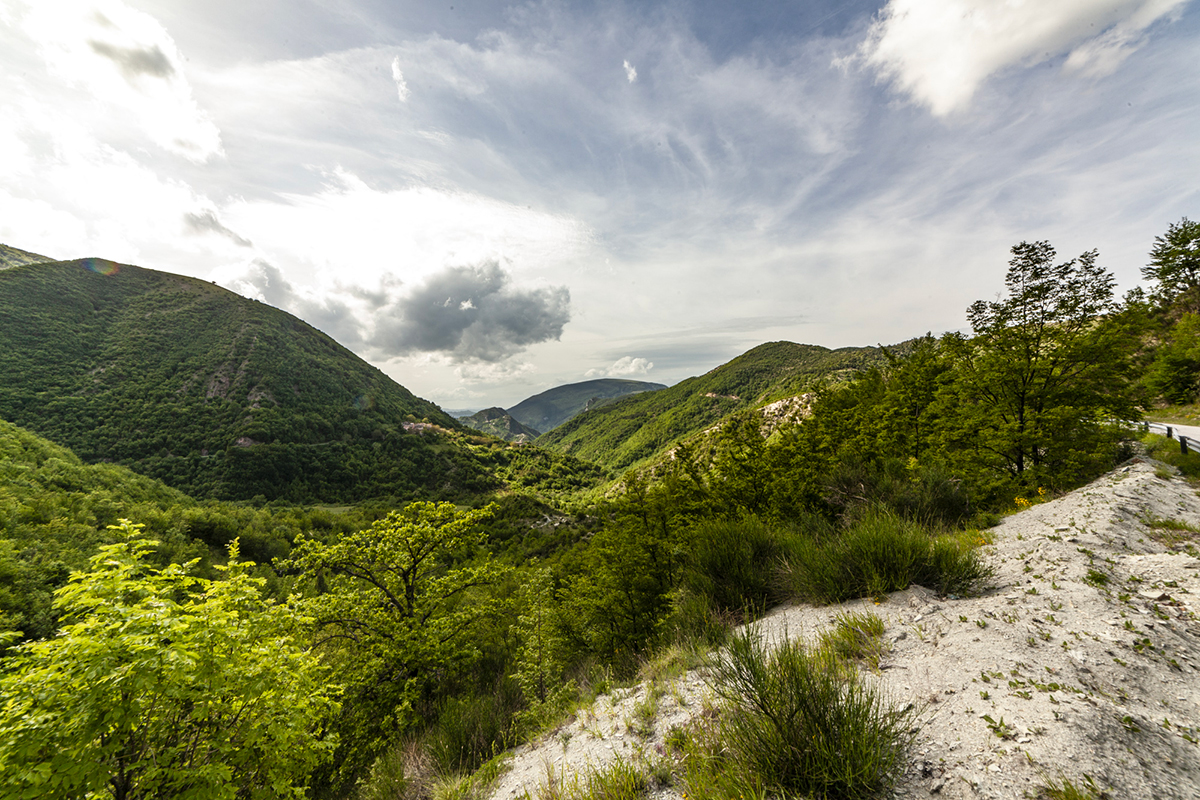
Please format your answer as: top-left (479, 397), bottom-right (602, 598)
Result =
top-left (372, 261), bottom-right (570, 363)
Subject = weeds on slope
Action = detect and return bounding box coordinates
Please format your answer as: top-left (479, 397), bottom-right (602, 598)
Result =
top-left (785, 509), bottom-right (991, 602)
top-left (673, 627), bottom-right (919, 800)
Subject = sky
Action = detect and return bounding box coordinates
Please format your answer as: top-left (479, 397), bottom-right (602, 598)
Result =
top-left (1, 0), bottom-right (1197, 410)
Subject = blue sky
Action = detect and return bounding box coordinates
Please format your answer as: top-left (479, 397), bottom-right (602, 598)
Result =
top-left (1, 0), bottom-right (1197, 409)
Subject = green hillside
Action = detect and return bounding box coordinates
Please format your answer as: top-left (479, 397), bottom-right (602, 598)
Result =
top-left (0, 244), bottom-right (53, 270)
top-left (0, 258), bottom-right (502, 502)
top-left (537, 341), bottom-right (888, 471)
top-left (460, 407), bottom-right (542, 442)
top-left (507, 378), bottom-right (666, 432)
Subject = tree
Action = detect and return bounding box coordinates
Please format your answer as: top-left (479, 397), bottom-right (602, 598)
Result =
top-left (1146, 312), bottom-right (1200, 404)
top-left (1144, 217), bottom-right (1200, 311)
top-left (0, 521), bottom-right (339, 800)
top-left (945, 241), bottom-right (1142, 492)
top-left (288, 502), bottom-right (505, 787)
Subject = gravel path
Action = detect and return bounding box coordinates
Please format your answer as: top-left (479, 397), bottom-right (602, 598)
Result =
top-left (486, 457), bottom-right (1200, 800)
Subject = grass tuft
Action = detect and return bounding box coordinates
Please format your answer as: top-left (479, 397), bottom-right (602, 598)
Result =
top-left (1038, 771), bottom-right (1108, 799)
top-left (784, 510), bottom-right (991, 603)
top-left (686, 627), bottom-right (918, 800)
top-left (817, 611), bottom-right (888, 670)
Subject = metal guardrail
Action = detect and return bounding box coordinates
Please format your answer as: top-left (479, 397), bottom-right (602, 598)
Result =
top-left (1139, 420), bottom-right (1193, 456)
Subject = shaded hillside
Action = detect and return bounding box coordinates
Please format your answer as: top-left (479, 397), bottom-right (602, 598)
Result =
top-left (0, 244), bottom-right (53, 270)
top-left (537, 341), bottom-right (888, 471)
top-left (0, 258), bottom-right (499, 502)
top-left (508, 378), bottom-right (666, 432)
top-left (460, 407), bottom-right (542, 442)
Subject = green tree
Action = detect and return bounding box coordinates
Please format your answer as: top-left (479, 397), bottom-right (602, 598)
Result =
top-left (289, 502), bottom-right (505, 787)
top-left (1146, 312), bottom-right (1200, 404)
top-left (510, 566), bottom-right (574, 724)
top-left (1144, 218), bottom-right (1200, 311)
top-left (945, 241), bottom-right (1141, 493)
top-left (0, 521), bottom-right (339, 800)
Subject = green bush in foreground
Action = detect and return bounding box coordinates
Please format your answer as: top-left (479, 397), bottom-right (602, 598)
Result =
top-left (0, 521), bottom-right (339, 800)
top-left (689, 628), bottom-right (918, 800)
top-left (786, 510), bottom-right (991, 603)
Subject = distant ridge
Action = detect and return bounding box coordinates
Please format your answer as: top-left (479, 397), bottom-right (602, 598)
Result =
top-left (0, 243), bottom-right (54, 270)
top-left (508, 378), bottom-right (666, 433)
top-left (459, 407), bottom-right (542, 443)
top-left (537, 341), bottom-right (892, 471)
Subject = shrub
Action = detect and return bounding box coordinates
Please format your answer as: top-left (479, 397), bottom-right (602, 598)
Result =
top-left (427, 682), bottom-right (523, 775)
top-left (785, 510), bottom-right (990, 603)
top-left (698, 628), bottom-right (918, 800)
top-left (824, 457), bottom-right (972, 529)
top-left (681, 516), bottom-right (788, 614)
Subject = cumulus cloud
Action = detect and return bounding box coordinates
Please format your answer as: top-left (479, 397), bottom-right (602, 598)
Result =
top-left (854, 0), bottom-right (1188, 116)
top-left (183, 209), bottom-right (252, 247)
top-left (21, 0), bottom-right (222, 160)
top-left (391, 56), bottom-right (410, 101)
top-left (216, 258), bottom-right (369, 347)
top-left (372, 261), bottom-right (570, 362)
top-left (585, 356), bottom-right (654, 378)
top-left (623, 59), bottom-right (637, 83)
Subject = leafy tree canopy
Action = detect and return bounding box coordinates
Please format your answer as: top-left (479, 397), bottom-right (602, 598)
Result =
top-left (944, 241), bottom-right (1142, 490)
top-left (1144, 217), bottom-right (1200, 310)
top-left (289, 502), bottom-right (507, 789)
top-left (0, 522), bottom-right (339, 800)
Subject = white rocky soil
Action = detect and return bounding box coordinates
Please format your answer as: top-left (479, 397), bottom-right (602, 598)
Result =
top-left (486, 457), bottom-right (1200, 800)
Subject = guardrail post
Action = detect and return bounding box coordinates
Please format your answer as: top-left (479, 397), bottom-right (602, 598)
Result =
top-left (1183, 436), bottom-right (1190, 456)
top-left (1167, 426), bottom-right (1174, 439)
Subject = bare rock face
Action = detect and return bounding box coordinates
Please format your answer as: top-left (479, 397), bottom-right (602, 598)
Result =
top-left (486, 459), bottom-right (1200, 800)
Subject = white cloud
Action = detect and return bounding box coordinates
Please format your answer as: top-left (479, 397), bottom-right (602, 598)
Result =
top-left (391, 56), bottom-right (410, 101)
top-left (222, 168), bottom-right (595, 289)
top-left (585, 356), bottom-right (654, 378)
top-left (854, 0), bottom-right (1188, 116)
top-left (19, 0), bottom-right (222, 161)
top-left (0, 97), bottom-right (227, 264)
top-left (454, 359), bottom-right (539, 384)
top-left (623, 59), bottom-right (637, 83)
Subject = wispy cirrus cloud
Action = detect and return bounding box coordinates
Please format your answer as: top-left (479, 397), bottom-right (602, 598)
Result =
top-left (20, 0), bottom-right (222, 160)
top-left (852, 0), bottom-right (1189, 116)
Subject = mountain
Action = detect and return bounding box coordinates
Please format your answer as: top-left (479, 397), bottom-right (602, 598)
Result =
top-left (0, 243), bottom-right (54, 270)
top-left (0, 257), bottom-right (507, 502)
top-left (536, 341), bottom-right (891, 472)
top-left (507, 378), bottom-right (666, 433)
top-left (459, 407), bottom-right (542, 443)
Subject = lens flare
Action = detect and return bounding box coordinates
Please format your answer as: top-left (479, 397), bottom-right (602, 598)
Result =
top-left (83, 258), bottom-right (119, 276)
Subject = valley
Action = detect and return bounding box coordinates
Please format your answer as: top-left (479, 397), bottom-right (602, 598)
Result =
top-left (1, 227), bottom-right (1199, 800)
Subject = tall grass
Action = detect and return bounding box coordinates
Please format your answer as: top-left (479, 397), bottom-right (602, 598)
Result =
top-left (824, 457), bottom-right (972, 528)
top-left (785, 509), bottom-right (990, 602)
top-left (686, 627), bottom-right (918, 800)
top-left (681, 516), bottom-right (788, 614)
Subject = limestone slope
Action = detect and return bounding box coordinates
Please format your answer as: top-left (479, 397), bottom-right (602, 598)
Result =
top-left (487, 458), bottom-right (1200, 800)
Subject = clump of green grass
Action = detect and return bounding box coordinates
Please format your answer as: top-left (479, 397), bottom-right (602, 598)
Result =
top-left (1038, 771), bottom-right (1108, 799)
top-left (1142, 513), bottom-right (1200, 548)
top-left (685, 627), bottom-right (918, 800)
top-left (784, 510), bottom-right (991, 603)
top-left (817, 611), bottom-right (888, 670)
top-left (1143, 434), bottom-right (1200, 479)
top-left (519, 759), bottom-right (647, 800)
top-left (682, 516), bottom-right (789, 615)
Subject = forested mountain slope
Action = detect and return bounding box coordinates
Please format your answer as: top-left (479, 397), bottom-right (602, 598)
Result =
top-left (507, 378), bottom-right (666, 433)
top-left (536, 340), bottom-right (890, 471)
top-left (0, 258), bottom-right (501, 502)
